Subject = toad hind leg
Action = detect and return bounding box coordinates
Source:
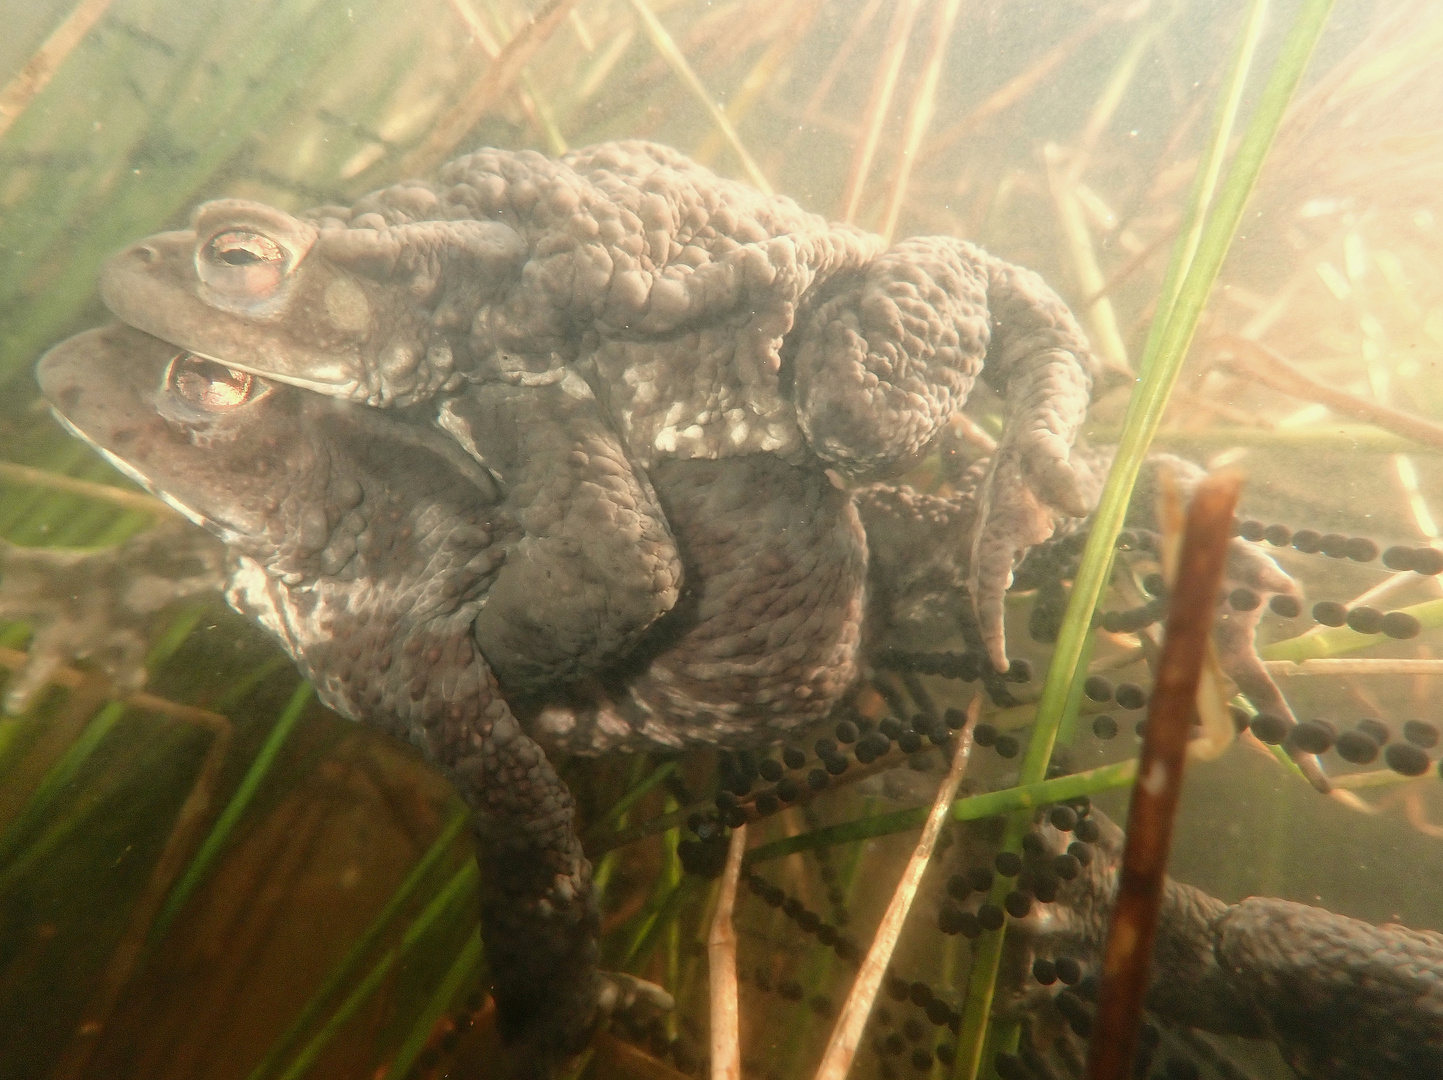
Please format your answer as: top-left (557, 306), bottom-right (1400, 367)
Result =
top-left (1018, 813), bottom-right (1443, 1080)
top-left (792, 237), bottom-right (1097, 672)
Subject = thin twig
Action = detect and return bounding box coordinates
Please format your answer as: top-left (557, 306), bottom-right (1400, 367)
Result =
top-left (594, 1030), bottom-right (696, 1080)
top-left (625, 0), bottom-right (771, 194)
top-left (1078, 224), bottom-right (1177, 309)
top-left (693, 0), bottom-right (827, 166)
top-left (49, 712), bottom-right (232, 1080)
top-left (0, 460), bottom-right (172, 517)
top-left (801, 0), bottom-right (886, 119)
top-left (1266, 658), bottom-right (1443, 677)
top-left (1045, 143), bottom-right (1131, 374)
top-left (0, 645), bottom-right (224, 730)
top-left (445, 0), bottom-right (505, 54)
top-left (1086, 471), bottom-right (1241, 1080)
top-left (399, 0), bottom-right (576, 177)
top-left (948, 414), bottom-right (998, 456)
top-left (1214, 335), bottom-right (1443, 451)
top-left (920, 6), bottom-right (1119, 165)
top-left (1332, 767), bottom-right (1425, 791)
top-left (837, 0), bottom-right (924, 224)
top-left (878, 0), bottom-right (963, 244)
top-left (745, 759), bottom-right (1138, 867)
top-left (1082, 422), bottom-right (1439, 455)
top-left (709, 823), bottom-right (747, 1080)
top-left (0, 0), bottom-right (117, 144)
top-left (443, 0), bottom-right (559, 152)
top-left (813, 697), bottom-right (976, 1080)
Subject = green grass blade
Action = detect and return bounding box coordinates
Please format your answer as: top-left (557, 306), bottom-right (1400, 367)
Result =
top-left (273, 860), bottom-right (480, 1080)
top-left (621, 878), bottom-right (690, 970)
top-left (742, 760), bottom-right (1138, 866)
top-left (0, 597), bottom-right (204, 867)
top-left (384, 926), bottom-right (485, 1080)
top-left (951, 1), bottom-right (1336, 1075)
top-left (1261, 597), bottom-right (1443, 661)
top-left (1141, 0), bottom-right (1270, 351)
top-left (245, 808), bottom-right (471, 1080)
top-left (0, 700), bottom-right (127, 868)
top-left (583, 759), bottom-right (676, 840)
top-left (149, 679), bottom-right (314, 942)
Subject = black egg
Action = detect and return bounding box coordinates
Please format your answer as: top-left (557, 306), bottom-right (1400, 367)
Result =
top-left (1288, 718), bottom-right (1336, 754)
top-left (1334, 730), bottom-right (1379, 765)
top-left (1385, 742), bottom-right (1430, 777)
top-left (1269, 593), bottom-right (1302, 618)
top-left (1114, 683), bottom-right (1147, 710)
top-left (1404, 720), bottom-right (1440, 749)
top-left (1382, 611), bottom-right (1422, 639)
top-left (1249, 712), bottom-right (1289, 744)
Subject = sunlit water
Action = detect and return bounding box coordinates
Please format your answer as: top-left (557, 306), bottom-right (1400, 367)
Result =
top-left (1, 1), bottom-right (1441, 1078)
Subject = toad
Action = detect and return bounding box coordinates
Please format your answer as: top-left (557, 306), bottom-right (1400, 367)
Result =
top-left (35, 321), bottom-right (877, 1072)
top-left (20, 142), bottom-right (1316, 1072)
top-left (94, 140), bottom-right (1100, 675)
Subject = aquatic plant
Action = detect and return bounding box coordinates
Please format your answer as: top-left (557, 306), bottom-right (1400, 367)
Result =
top-left (3, 2), bottom-right (1443, 1079)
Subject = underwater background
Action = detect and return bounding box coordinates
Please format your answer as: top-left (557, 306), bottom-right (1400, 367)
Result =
top-left (2, 1), bottom-right (1442, 1078)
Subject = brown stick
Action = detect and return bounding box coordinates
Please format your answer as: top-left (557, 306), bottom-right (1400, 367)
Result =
top-left (837, 0), bottom-right (925, 224)
top-left (1085, 471), bottom-right (1241, 1080)
top-left (877, 0), bottom-right (964, 245)
top-left (1214, 335), bottom-right (1443, 451)
top-left (919, 5), bottom-right (1118, 164)
top-left (625, 0), bottom-right (771, 194)
top-left (801, 0), bottom-right (886, 119)
top-left (0, 460), bottom-right (172, 517)
top-left (48, 716), bottom-right (232, 1080)
top-left (0, 0), bottom-right (116, 144)
top-left (399, 0), bottom-right (576, 177)
top-left (0, 646), bottom-right (227, 731)
top-left (709, 823), bottom-right (747, 1080)
top-left (443, 0), bottom-right (557, 151)
top-left (593, 1030), bottom-right (697, 1080)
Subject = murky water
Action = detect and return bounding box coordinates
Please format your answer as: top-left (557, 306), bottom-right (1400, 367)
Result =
top-left (1, 1), bottom-right (1441, 1078)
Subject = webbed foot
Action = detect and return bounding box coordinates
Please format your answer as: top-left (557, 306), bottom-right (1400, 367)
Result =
top-left (596, 971), bottom-right (675, 1032)
top-left (1127, 453), bottom-right (1330, 790)
top-left (969, 444), bottom-right (1095, 672)
top-left (969, 254), bottom-right (1100, 671)
top-left (791, 236), bottom-right (1098, 672)
top-left (0, 522), bottom-right (225, 713)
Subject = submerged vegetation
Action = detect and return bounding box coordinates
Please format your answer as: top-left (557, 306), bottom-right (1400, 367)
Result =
top-left (2, 1), bottom-right (1443, 1079)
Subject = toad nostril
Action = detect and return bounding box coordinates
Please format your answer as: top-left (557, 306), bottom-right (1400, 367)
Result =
top-left (133, 243), bottom-right (159, 264)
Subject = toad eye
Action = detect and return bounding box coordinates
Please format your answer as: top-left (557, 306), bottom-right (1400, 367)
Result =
top-left (197, 229), bottom-right (292, 301)
top-left (163, 353), bottom-right (264, 412)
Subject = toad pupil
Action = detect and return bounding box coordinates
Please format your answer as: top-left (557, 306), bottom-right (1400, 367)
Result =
top-left (166, 354), bottom-right (256, 410)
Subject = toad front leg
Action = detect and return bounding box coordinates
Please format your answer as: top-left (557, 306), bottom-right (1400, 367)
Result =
top-left (39, 326), bottom-right (604, 1073)
top-left (793, 237), bottom-right (1097, 671)
top-left (292, 602), bottom-right (598, 1065)
top-left (435, 372), bottom-right (682, 697)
